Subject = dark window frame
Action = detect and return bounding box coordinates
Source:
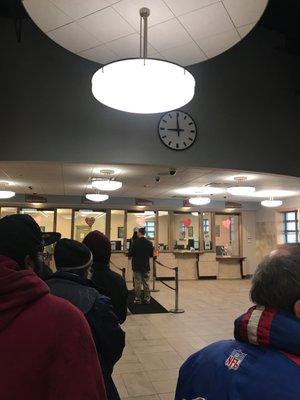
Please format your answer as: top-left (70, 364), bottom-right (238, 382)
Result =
top-left (282, 210), bottom-right (299, 244)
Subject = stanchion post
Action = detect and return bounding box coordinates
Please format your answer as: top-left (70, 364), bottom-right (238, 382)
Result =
top-left (169, 267), bottom-right (184, 313)
top-left (151, 257), bottom-right (160, 293)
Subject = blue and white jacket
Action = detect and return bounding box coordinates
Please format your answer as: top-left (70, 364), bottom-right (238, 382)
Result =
top-left (176, 306), bottom-right (300, 400)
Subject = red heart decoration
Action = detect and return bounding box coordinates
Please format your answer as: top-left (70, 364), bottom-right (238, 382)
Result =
top-left (182, 218), bottom-right (192, 228)
top-left (222, 219), bottom-right (231, 230)
top-left (85, 217), bottom-right (95, 227)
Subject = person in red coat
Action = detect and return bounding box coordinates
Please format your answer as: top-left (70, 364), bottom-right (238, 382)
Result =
top-left (0, 214), bottom-right (107, 400)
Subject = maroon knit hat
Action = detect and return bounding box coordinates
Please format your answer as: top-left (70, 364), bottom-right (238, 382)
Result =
top-left (82, 230), bottom-right (111, 265)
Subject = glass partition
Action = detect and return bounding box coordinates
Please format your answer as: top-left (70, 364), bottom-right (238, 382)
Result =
top-left (110, 210), bottom-right (125, 251)
top-left (202, 212), bottom-right (213, 251)
top-left (20, 208), bottom-right (54, 231)
top-left (56, 209), bottom-right (72, 239)
top-left (158, 211), bottom-right (169, 250)
top-left (74, 210), bottom-right (106, 242)
top-left (0, 207), bottom-right (18, 218)
top-left (126, 211), bottom-right (156, 249)
top-left (173, 212), bottom-right (199, 250)
top-left (215, 214), bottom-right (240, 256)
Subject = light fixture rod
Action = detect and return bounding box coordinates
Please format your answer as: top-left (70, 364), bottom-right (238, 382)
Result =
top-left (139, 7), bottom-right (150, 59)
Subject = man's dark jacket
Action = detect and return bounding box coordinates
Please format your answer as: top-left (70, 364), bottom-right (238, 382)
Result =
top-left (92, 263), bottom-right (128, 324)
top-left (128, 237), bottom-right (154, 272)
top-left (47, 271), bottom-right (125, 400)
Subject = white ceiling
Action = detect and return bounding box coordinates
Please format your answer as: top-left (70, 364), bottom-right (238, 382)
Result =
top-left (0, 161), bottom-right (300, 202)
top-left (22, 0), bottom-right (268, 66)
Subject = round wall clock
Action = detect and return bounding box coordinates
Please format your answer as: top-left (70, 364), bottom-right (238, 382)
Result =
top-left (158, 111), bottom-right (197, 151)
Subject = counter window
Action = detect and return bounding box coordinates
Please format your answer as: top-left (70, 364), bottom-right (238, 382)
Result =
top-left (202, 212), bottom-right (212, 251)
top-left (110, 210), bottom-right (125, 251)
top-left (0, 207), bottom-right (18, 218)
top-left (173, 212), bottom-right (199, 250)
top-left (56, 209), bottom-right (72, 239)
top-left (158, 211), bottom-right (169, 250)
top-left (20, 208), bottom-right (55, 231)
top-left (74, 210), bottom-right (106, 242)
top-left (215, 214), bottom-right (240, 256)
top-left (126, 211), bottom-right (156, 250)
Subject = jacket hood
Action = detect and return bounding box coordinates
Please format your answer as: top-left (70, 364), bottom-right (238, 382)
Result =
top-left (47, 270), bottom-right (99, 314)
top-left (235, 305), bottom-right (300, 356)
top-left (0, 255), bottom-right (49, 332)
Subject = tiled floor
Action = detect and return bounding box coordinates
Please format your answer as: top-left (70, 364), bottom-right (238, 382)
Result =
top-left (113, 279), bottom-right (251, 400)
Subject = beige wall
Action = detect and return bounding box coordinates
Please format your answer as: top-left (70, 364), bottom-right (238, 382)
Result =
top-left (56, 209), bottom-right (72, 238)
top-left (110, 211), bottom-right (125, 241)
top-left (158, 213), bottom-right (169, 248)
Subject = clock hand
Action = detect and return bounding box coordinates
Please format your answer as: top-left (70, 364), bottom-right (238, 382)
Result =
top-left (167, 128), bottom-right (184, 132)
top-left (176, 113), bottom-right (180, 137)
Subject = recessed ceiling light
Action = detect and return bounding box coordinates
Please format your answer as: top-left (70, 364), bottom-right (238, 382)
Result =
top-left (91, 179), bottom-right (122, 191)
top-left (85, 193), bottom-right (109, 202)
top-left (261, 199), bottom-right (283, 208)
top-left (0, 190), bottom-right (15, 199)
top-left (189, 197), bottom-right (211, 206)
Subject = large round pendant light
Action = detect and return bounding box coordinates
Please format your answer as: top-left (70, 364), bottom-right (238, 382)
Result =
top-left (0, 190), bottom-right (15, 199)
top-left (92, 179), bottom-right (122, 191)
top-left (261, 198), bottom-right (283, 208)
top-left (85, 194), bottom-right (109, 202)
top-left (227, 176), bottom-right (256, 196)
top-left (91, 8), bottom-right (195, 114)
top-left (189, 197), bottom-right (211, 206)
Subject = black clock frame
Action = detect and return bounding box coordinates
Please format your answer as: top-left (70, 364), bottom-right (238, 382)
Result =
top-left (157, 110), bottom-right (197, 151)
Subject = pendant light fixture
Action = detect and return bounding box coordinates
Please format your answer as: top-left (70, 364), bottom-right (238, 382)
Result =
top-left (0, 182), bottom-right (15, 199)
top-left (227, 177), bottom-right (256, 196)
top-left (189, 197), bottom-right (211, 206)
top-left (92, 8), bottom-right (195, 114)
top-left (261, 197), bottom-right (283, 208)
top-left (91, 179), bottom-right (122, 191)
top-left (85, 193), bottom-right (109, 202)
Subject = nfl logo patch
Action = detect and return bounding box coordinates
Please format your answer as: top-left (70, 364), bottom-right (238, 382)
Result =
top-left (225, 349), bottom-right (247, 371)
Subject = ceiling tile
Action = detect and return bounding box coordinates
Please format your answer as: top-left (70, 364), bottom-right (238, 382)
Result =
top-left (112, 0), bottom-right (174, 30)
top-left (196, 29), bottom-right (240, 58)
top-left (79, 43), bottom-right (118, 63)
top-left (78, 7), bottom-right (135, 42)
top-left (106, 33), bottom-right (158, 58)
top-left (163, 0), bottom-right (220, 17)
top-left (179, 2), bottom-right (235, 40)
top-left (160, 41), bottom-right (207, 66)
top-left (148, 18), bottom-right (191, 51)
top-left (238, 23), bottom-right (256, 38)
top-left (23, 0), bottom-right (72, 32)
top-left (222, 0), bottom-right (268, 27)
top-left (50, 0), bottom-right (111, 20)
top-left (48, 22), bottom-right (101, 53)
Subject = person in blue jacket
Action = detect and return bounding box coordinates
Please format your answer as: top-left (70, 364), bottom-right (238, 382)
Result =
top-left (176, 244), bottom-right (300, 400)
top-left (47, 239), bottom-right (125, 400)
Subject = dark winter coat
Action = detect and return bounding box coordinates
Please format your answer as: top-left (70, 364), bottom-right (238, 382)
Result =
top-left (0, 255), bottom-right (106, 400)
top-left (92, 263), bottom-right (129, 324)
top-left (47, 271), bottom-right (125, 400)
top-left (128, 237), bottom-right (154, 272)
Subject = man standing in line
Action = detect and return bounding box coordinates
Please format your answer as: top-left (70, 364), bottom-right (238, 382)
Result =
top-left (129, 227), bottom-right (154, 304)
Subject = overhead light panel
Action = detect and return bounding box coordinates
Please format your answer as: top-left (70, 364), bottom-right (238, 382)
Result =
top-left (91, 179), bottom-right (122, 191)
top-left (261, 199), bottom-right (283, 208)
top-left (227, 176), bottom-right (255, 196)
top-left (189, 197), bottom-right (211, 206)
top-left (85, 193), bottom-right (109, 202)
top-left (91, 8), bottom-right (195, 114)
top-left (0, 190), bottom-right (15, 199)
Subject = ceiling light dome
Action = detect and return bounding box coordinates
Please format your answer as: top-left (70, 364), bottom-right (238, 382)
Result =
top-left (0, 190), bottom-right (15, 199)
top-left (92, 179), bottom-right (122, 191)
top-left (261, 199), bottom-right (283, 208)
top-left (189, 197), bottom-right (211, 206)
top-left (92, 8), bottom-right (195, 114)
top-left (85, 194), bottom-right (109, 202)
top-left (227, 176), bottom-right (256, 196)
top-left (227, 186), bottom-right (256, 196)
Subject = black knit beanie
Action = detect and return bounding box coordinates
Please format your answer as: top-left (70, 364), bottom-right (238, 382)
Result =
top-left (54, 239), bottom-right (92, 270)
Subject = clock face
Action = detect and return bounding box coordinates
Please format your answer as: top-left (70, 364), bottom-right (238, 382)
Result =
top-left (158, 111), bottom-right (197, 151)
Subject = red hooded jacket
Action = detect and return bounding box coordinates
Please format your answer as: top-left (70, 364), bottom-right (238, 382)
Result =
top-left (0, 255), bottom-right (107, 400)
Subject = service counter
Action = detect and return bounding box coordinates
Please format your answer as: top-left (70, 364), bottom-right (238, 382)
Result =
top-left (216, 256), bottom-right (246, 279)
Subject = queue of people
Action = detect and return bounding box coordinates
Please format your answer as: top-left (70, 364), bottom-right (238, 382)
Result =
top-left (1, 213), bottom-right (300, 399)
